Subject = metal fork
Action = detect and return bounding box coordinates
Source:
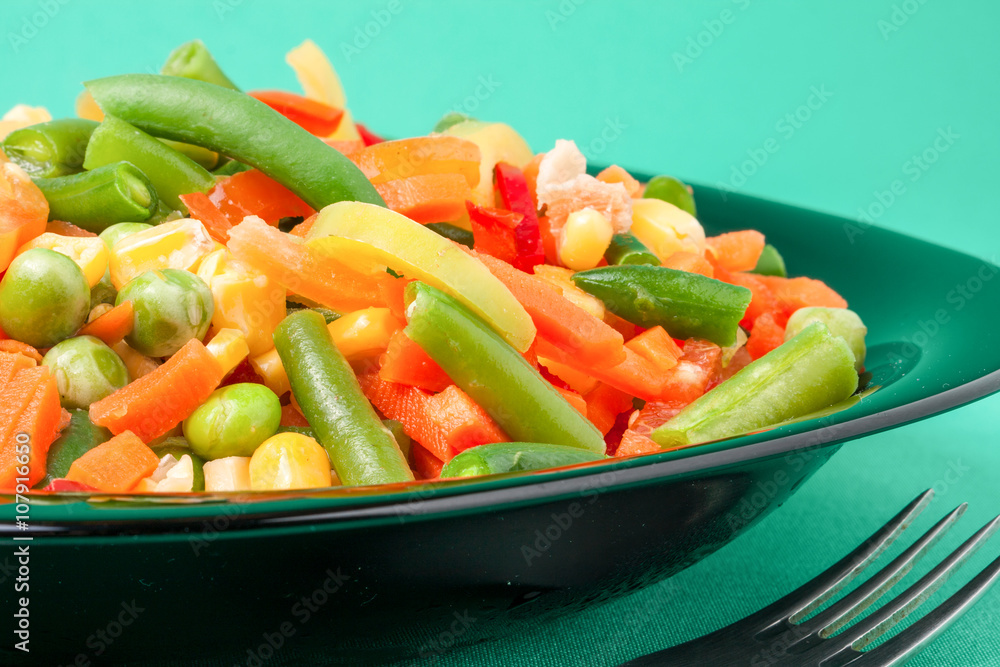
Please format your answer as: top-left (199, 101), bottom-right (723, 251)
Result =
top-left (621, 489), bottom-right (1000, 666)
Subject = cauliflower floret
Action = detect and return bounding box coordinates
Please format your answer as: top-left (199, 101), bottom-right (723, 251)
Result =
top-left (536, 139), bottom-right (587, 204)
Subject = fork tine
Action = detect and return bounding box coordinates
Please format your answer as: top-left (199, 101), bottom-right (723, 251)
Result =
top-left (795, 503), bottom-right (967, 637)
top-left (811, 514), bottom-right (1000, 659)
top-left (850, 552), bottom-right (1000, 666)
top-left (754, 489), bottom-right (933, 630)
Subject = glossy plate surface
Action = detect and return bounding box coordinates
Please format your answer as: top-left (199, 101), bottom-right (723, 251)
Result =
top-left (3, 180), bottom-right (999, 665)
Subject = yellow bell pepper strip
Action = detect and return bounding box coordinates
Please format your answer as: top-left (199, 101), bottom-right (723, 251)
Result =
top-left (2, 118), bottom-right (98, 178)
top-left (443, 120), bottom-right (533, 206)
top-left (16, 233), bottom-right (109, 288)
top-left (274, 310), bottom-right (413, 487)
top-left (83, 115), bottom-right (215, 212)
top-left (441, 442), bottom-right (605, 479)
top-left (85, 74), bottom-right (383, 209)
top-left (205, 328), bottom-right (250, 376)
top-left (651, 322), bottom-right (859, 449)
top-left (108, 217), bottom-right (215, 289)
top-left (404, 281), bottom-right (605, 454)
top-left (161, 39), bottom-right (240, 90)
top-left (307, 201), bottom-right (536, 352)
top-left (571, 265), bottom-right (752, 347)
top-left (31, 162), bottom-right (158, 233)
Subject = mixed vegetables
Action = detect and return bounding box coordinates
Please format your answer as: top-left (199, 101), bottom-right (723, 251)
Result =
top-left (0, 40), bottom-right (867, 495)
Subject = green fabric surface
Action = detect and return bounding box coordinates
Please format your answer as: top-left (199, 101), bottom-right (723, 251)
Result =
top-left (4, 1), bottom-right (998, 665)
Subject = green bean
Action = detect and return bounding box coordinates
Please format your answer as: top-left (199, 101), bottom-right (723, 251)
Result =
top-left (404, 281), bottom-right (606, 454)
top-left (85, 74), bottom-right (385, 209)
top-left (750, 244), bottom-right (788, 278)
top-left (213, 159), bottom-right (253, 177)
top-left (160, 139), bottom-right (222, 170)
top-left (161, 39), bottom-right (240, 90)
top-left (83, 114), bottom-right (215, 211)
top-left (274, 310), bottom-right (413, 486)
top-left (604, 233), bottom-right (661, 266)
top-left (1, 118), bottom-right (98, 177)
top-left (441, 442), bottom-right (604, 478)
top-left (32, 162), bottom-right (157, 233)
top-left (37, 409), bottom-right (110, 488)
top-left (425, 222), bottom-right (474, 248)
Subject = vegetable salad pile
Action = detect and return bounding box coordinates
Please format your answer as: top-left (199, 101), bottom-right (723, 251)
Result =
top-left (0, 40), bottom-right (867, 495)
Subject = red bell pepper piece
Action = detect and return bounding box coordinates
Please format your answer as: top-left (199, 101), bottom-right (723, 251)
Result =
top-left (355, 123), bottom-right (385, 146)
top-left (494, 162), bottom-right (545, 272)
top-left (43, 478), bottom-right (99, 493)
top-left (379, 330), bottom-right (452, 393)
top-left (248, 90), bottom-right (345, 136)
top-left (467, 201), bottom-right (522, 265)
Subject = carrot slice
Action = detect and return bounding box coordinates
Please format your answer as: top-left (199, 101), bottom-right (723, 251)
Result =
top-left (705, 230), bottom-right (766, 272)
top-left (756, 275), bottom-right (848, 312)
top-left (227, 215), bottom-right (388, 313)
top-left (78, 301), bottom-right (134, 346)
top-left (374, 173), bottom-right (473, 224)
top-left (475, 252), bottom-right (626, 368)
top-left (746, 312), bottom-right (786, 360)
top-left (625, 326), bottom-right (683, 376)
top-left (425, 385), bottom-right (509, 454)
top-left (0, 366), bottom-right (62, 489)
top-left (89, 339), bottom-right (225, 442)
top-left (65, 430), bottom-right (159, 492)
top-left (715, 268), bottom-right (778, 330)
top-left (615, 401), bottom-right (688, 457)
top-left (662, 251), bottom-right (715, 279)
top-left (0, 340), bottom-right (44, 365)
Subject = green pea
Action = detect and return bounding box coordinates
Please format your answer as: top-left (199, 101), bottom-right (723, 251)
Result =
top-left (42, 336), bottom-right (129, 409)
top-left (99, 222), bottom-right (154, 250)
top-left (183, 384), bottom-right (282, 459)
top-left (0, 248), bottom-right (90, 348)
top-left (643, 175), bottom-right (697, 217)
top-left (117, 269), bottom-right (213, 357)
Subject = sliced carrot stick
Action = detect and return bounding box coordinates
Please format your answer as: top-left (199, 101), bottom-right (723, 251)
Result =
top-left (425, 385), bottom-right (509, 454)
top-left (0, 340), bottom-right (44, 364)
top-left (746, 312), bottom-right (786, 360)
top-left (90, 339), bottom-right (225, 442)
top-left (227, 215), bottom-right (388, 313)
top-left (0, 351), bottom-right (36, 382)
top-left (536, 338), bottom-right (664, 402)
top-left (625, 326), bottom-right (683, 376)
top-left (65, 430), bottom-right (159, 492)
top-left (374, 173), bottom-right (473, 224)
top-left (584, 383), bottom-right (634, 436)
top-left (288, 213), bottom-right (318, 238)
top-left (714, 267), bottom-right (779, 329)
top-left (555, 387), bottom-right (588, 417)
top-left (0, 366), bottom-right (62, 489)
top-left (78, 300), bottom-right (134, 346)
top-left (475, 252), bottom-right (626, 368)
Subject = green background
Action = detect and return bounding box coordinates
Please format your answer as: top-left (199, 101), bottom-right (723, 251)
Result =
top-left (4, 1), bottom-right (999, 664)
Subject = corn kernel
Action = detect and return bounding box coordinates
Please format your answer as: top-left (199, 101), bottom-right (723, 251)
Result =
top-left (250, 347), bottom-right (291, 397)
top-left (533, 265), bottom-right (606, 319)
top-left (206, 328), bottom-right (250, 376)
top-left (327, 307), bottom-right (402, 361)
top-left (203, 456), bottom-right (252, 492)
top-left (557, 207), bottom-right (614, 271)
top-left (113, 340), bottom-right (160, 381)
top-left (198, 248), bottom-right (286, 357)
top-left (109, 218), bottom-right (215, 289)
top-left (629, 198), bottom-right (705, 261)
top-left (16, 233), bottom-right (109, 287)
top-left (249, 432), bottom-right (333, 491)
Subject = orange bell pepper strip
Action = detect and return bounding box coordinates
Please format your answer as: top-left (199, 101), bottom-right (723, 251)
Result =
top-left (227, 215), bottom-right (388, 313)
top-left (379, 330), bottom-right (453, 394)
top-left (374, 173), bottom-right (473, 224)
top-left (78, 301), bottom-right (135, 346)
top-left (475, 252), bottom-right (626, 368)
top-left (348, 136), bottom-right (481, 186)
top-left (90, 338), bottom-right (225, 442)
top-left (248, 90), bottom-right (345, 136)
top-left (65, 430), bottom-right (160, 493)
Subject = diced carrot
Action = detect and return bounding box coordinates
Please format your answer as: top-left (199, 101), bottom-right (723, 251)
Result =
top-left (616, 430), bottom-right (661, 457)
top-left (746, 312), bottom-right (786, 360)
top-left (756, 275), bottom-right (848, 312)
top-left (615, 400), bottom-right (688, 457)
top-left (705, 230), bottom-right (766, 272)
top-left (0, 340), bottom-right (43, 365)
top-left (90, 339), bottom-right (225, 442)
top-left (227, 216), bottom-right (388, 313)
top-left (662, 251), bottom-right (715, 279)
top-left (475, 252), bottom-right (626, 368)
top-left (556, 387), bottom-right (588, 417)
top-left (65, 431), bottom-right (159, 492)
top-left (280, 403), bottom-right (311, 428)
top-left (348, 136), bottom-right (481, 187)
top-left (78, 300), bottom-right (134, 346)
top-left (379, 330), bottom-right (452, 394)
top-left (715, 268), bottom-right (778, 330)
top-left (656, 339), bottom-right (722, 404)
top-left (411, 441), bottom-right (444, 480)
top-left (375, 173), bottom-right (473, 224)
top-left (0, 365), bottom-right (62, 489)
top-left (596, 165), bottom-right (641, 197)
top-left (46, 220), bottom-right (97, 237)
top-left (536, 338), bottom-right (665, 402)
top-left (359, 373), bottom-right (507, 462)
top-left (0, 351), bottom-right (37, 382)
top-left (625, 326), bottom-right (683, 376)
top-left (583, 383), bottom-right (634, 436)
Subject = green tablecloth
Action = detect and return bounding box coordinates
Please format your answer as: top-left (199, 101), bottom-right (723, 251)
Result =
top-left (5, 1), bottom-right (998, 664)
